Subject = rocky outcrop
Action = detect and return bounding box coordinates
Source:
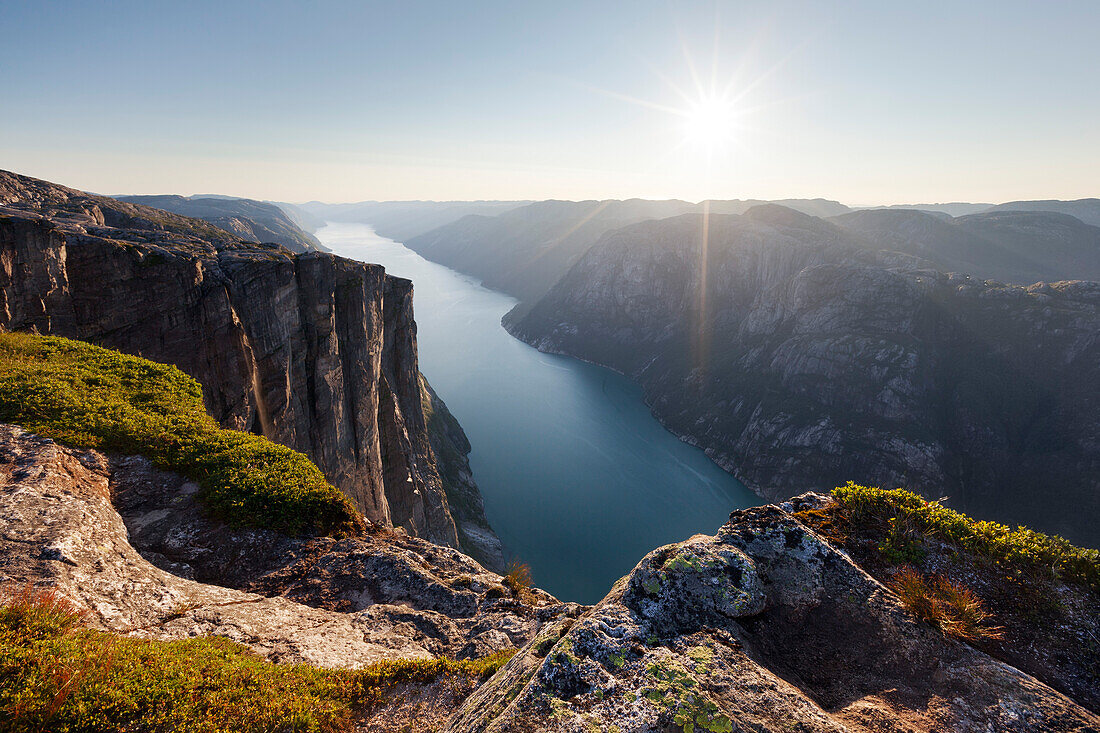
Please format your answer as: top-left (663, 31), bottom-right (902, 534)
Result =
top-left (0, 169), bottom-right (475, 548)
top-left (507, 207), bottom-right (1100, 546)
top-left (448, 496), bottom-right (1100, 732)
top-left (0, 423), bottom-right (577, 666)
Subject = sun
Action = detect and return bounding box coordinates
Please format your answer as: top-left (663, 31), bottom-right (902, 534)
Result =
top-left (682, 96), bottom-right (739, 150)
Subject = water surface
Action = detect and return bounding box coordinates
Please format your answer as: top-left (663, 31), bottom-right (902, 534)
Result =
top-left (319, 223), bottom-right (759, 603)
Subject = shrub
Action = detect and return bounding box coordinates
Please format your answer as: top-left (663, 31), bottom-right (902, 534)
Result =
top-left (502, 560), bottom-right (533, 600)
top-left (889, 567), bottom-right (1003, 642)
top-left (0, 332), bottom-right (362, 537)
top-left (829, 483), bottom-right (1099, 588)
top-left (0, 587), bottom-right (513, 733)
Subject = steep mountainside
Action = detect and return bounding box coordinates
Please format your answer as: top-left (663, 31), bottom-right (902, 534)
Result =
top-left (0, 170), bottom-right (501, 563)
top-left (404, 198), bottom-right (852, 307)
top-left (507, 207), bottom-right (1100, 546)
top-left (117, 193), bottom-right (326, 252)
top-left (299, 199), bottom-right (530, 242)
top-left (832, 208), bottom-right (1100, 283)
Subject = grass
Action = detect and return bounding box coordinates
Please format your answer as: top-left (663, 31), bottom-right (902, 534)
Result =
top-left (0, 586), bottom-right (513, 733)
top-left (503, 560), bottom-right (534, 601)
top-left (811, 483), bottom-right (1100, 588)
top-left (0, 332), bottom-right (362, 537)
top-left (888, 567), bottom-right (1003, 642)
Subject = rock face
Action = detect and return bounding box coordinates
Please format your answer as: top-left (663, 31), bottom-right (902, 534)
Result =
top-left (0, 169), bottom-right (496, 550)
top-left (116, 193), bottom-right (327, 253)
top-left (448, 497), bottom-right (1100, 732)
top-left (507, 207), bottom-right (1100, 546)
top-left (0, 423), bottom-right (576, 666)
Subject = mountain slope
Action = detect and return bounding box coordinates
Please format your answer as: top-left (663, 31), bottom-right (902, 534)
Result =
top-left (986, 198), bottom-right (1100, 227)
top-left (403, 198), bottom-right (852, 307)
top-left (0, 169), bottom-right (499, 560)
top-left (117, 193), bottom-right (325, 252)
top-left (507, 207), bottom-right (1100, 546)
top-left (299, 199), bottom-right (530, 242)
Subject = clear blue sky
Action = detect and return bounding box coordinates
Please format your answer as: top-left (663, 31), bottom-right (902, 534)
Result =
top-left (2, 0), bottom-right (1097, 204)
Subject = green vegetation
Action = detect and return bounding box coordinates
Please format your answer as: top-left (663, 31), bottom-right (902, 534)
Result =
top-left (814, 483), bottom-right (1100, 588)
top-left (889, 567), bottom-right (1003, 642)
top-left (0, 332), bottom-right (361, 536)
top-left (1, 586), bottom-right (512, 733)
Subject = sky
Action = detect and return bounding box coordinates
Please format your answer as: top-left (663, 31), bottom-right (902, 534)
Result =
top-left (1, 0), bottom-right (1097, 205)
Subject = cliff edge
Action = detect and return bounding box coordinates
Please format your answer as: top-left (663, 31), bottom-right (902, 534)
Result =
top-left (0, 169), bottom-right (501, 563)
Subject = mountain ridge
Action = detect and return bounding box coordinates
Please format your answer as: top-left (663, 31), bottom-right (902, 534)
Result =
top-left (506, 207), bottom-right (1100, 546)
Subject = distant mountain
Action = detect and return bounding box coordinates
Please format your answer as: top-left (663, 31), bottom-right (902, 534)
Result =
top-left (986, 198), bottom-right (1100, 227)
top-left (117, 194), bottom-right (325, 253)
top-left (707, 197), bottom-right (851, 218)
top-left (272, 200), bottom-right (327, 234)
top-left (403, 197), bottom-right (851, 306)
top-left (298, 200), bottom-right (530, 242)
top-left (506, 205), bottom-right (1100, 546)
top-left (832, 208), bottom-right (1100, 283)
top-left (862, 202), bottom-right (994, 217)
top-left (406, 199), bottom-right (696, 303)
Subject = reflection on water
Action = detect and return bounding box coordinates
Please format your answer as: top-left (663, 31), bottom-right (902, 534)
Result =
top-left (319, 223), bottom-right (759, 603)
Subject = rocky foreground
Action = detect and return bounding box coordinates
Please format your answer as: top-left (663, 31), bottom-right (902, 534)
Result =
top-left (3, 420), bottom-right (1096, 731)
top-left (0, 423), bottom-right (574, 667)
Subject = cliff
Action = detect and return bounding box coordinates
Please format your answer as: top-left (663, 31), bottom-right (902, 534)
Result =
top-left (507, 207), bottom-right (1100, 546)
top-left (0, 169), bottom-right (496, 552)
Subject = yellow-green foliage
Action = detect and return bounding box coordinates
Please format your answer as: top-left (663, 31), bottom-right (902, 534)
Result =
top-left (832, 483), bottom-right (1100, 588)
top-left (0, 587), bottom-right (512, 733)
top-left (0, 332), bottom-right (361, 536)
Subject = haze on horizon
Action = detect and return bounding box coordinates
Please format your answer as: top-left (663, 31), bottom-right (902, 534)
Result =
top-left (2, 0), bottom-right (1097, 206)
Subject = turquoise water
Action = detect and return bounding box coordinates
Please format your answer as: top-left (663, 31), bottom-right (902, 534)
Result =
top-left (319, 223), bottom-right (759, 603)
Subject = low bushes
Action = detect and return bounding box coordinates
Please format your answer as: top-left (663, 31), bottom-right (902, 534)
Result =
top-left (0, 332), bottom-right (361, 536)
top-left (827, 483), bottom-right (1099, 588)
top-left (0, 586), bottom-right (512, 733)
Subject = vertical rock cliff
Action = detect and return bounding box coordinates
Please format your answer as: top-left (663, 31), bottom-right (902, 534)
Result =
top-left (0, 170), bottom-right (466, 548)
